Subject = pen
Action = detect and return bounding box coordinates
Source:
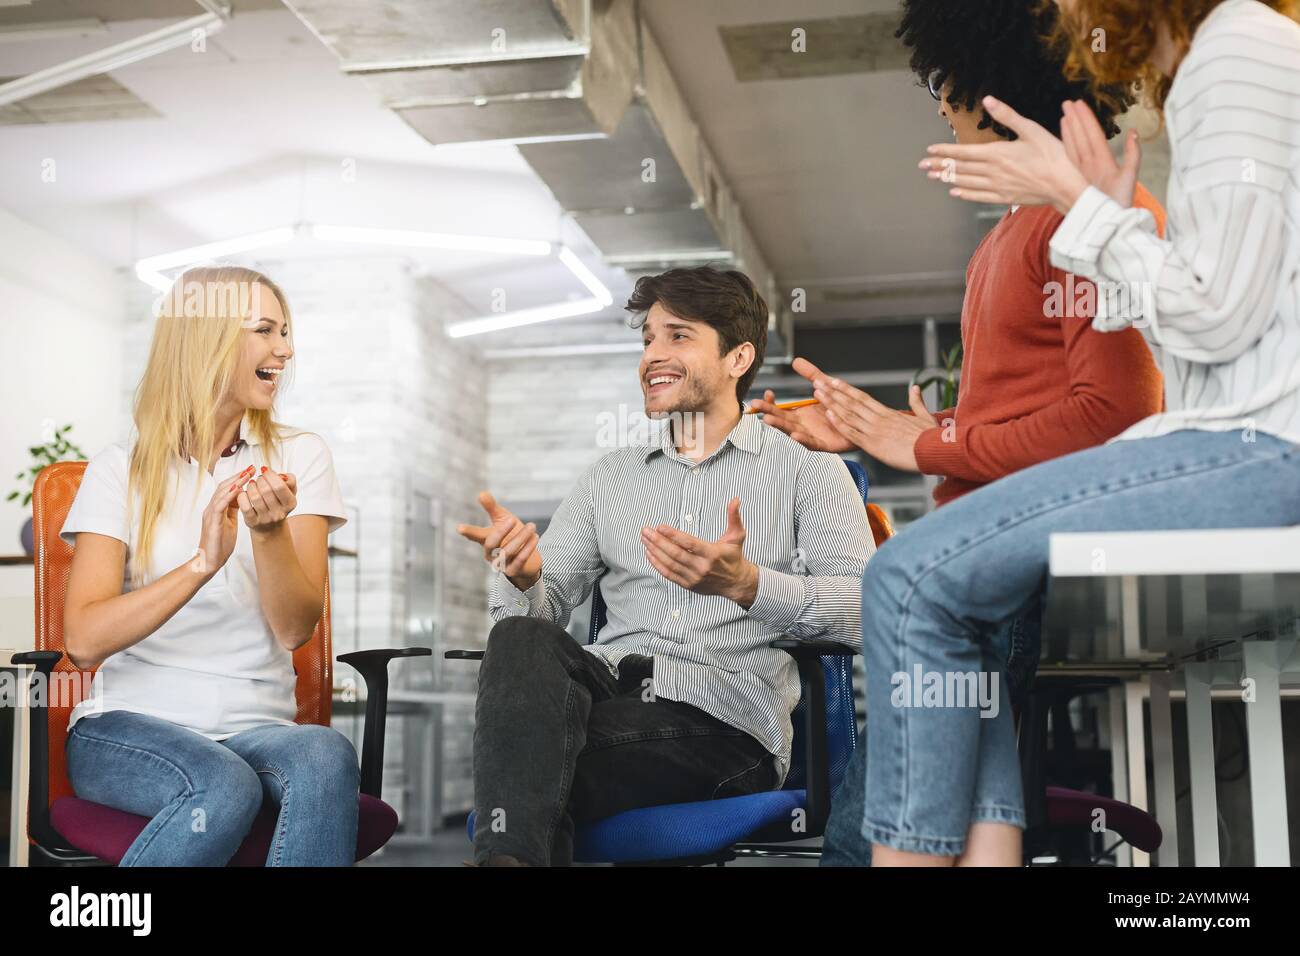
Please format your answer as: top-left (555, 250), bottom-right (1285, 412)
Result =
top-left (746, 398), bottom-right (820, 414)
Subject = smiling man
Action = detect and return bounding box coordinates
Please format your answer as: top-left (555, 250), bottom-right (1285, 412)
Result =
top-left (456, 266), bottom-right (875, 867)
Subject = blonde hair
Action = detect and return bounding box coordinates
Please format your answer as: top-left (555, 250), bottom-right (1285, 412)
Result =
top-left (127, 266), bottom-right (294, 587)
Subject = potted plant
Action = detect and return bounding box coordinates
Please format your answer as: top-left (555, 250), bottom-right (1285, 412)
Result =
top-left (912, 342), bottom-right (963, 411)
top-left (7, 423), bottom-right (88, 556)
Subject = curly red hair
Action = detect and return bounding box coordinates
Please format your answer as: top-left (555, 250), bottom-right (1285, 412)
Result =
top-left (1047, 0), bottom-right (1298, 109)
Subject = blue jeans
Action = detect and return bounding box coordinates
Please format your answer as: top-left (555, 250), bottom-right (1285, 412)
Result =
top-left (823, 604), bottom-right (1040, 866)
top-left (66, 709), bottom-right (361, 866)
top-left (823, 428), bottom-right (1300, 861)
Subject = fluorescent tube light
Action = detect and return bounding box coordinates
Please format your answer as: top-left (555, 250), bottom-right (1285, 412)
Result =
top-left (447, 297), bottom-right (607, 338)
top-left (136, 226), bottom-right (298, 274)
top-left (133, 226), bottom-right (615, 341)
top-left (0, 11), bottom-right (226, 107)
top-left (558, 246), bottom-right (613, 306)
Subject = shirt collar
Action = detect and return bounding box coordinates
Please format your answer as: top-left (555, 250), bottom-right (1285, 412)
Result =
top-left (184, 410), bottom-right (261, 468)
top-left (645, 408), bottom-right (764, 463)
top-left (218, 410), bottom-right (260, 457)
top-left (237, 409), bottom-right (261, 447)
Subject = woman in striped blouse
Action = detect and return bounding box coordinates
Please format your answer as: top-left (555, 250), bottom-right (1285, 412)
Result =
top-left (844, 0), bottom-right (1300, 865)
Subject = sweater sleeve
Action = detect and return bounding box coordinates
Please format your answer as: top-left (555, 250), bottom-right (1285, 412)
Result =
top-left (1049, 36), bottom-right (1294, 364)
top-left (914, 215), bottom-right (1164, 482)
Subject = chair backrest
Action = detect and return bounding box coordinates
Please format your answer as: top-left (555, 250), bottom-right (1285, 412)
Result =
top-left (866, 503), bottom-right (895, 548)
top-left (31, 460), bottom-right (331, 821)
top-left (586, 457), bottom-right (877, 795)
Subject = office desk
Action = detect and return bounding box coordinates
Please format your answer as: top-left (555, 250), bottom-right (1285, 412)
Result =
top-left (1044, 527), bottom-right (1300, 867)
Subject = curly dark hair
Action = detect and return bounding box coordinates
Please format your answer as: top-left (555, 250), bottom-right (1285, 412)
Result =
top-left (896, 0), bottom-right (1130, 139)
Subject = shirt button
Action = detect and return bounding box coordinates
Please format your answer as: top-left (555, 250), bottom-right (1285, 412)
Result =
top-left (684, 514), bottom-right (693, 523)
top-left (672, 609), bottom-right (680, 619)
top-left (691, 468), bottom-right (700, 476)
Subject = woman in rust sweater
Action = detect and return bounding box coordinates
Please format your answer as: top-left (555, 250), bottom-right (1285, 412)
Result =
top-left (751, 0), bottom-right (1165, 866)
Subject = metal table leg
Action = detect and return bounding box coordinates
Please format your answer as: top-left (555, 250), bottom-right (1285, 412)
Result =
top-left (1183, 663), bottom-right (1219, 866)
top-left (1149, 671), bottom-right (1179, 867)
top-left (1125, 678), bottom-right (1151, 867)
top-left (1241, 640), bottom-right (1291, 866)
top-left (1105, 684), bottom-right (1133, 867)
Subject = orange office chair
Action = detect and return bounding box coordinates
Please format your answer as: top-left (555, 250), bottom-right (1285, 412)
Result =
top-left (865, 503), bottom-right (894, 548)
top-left (13, 460), bottom-right (429, 866)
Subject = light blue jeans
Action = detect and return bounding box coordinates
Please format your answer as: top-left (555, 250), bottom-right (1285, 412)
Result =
top-left (825, 428), bottom-right (1300, 861)
top-left (824, 605), bottom-right (1039, 865)
top-left (67, 709), bottom-right (360, 866)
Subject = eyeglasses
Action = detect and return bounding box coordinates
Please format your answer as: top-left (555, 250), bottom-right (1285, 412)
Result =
top-left (927, 70), bottom-right (944, 102)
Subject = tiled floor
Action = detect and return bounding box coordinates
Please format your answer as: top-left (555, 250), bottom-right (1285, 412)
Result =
top-left (360, 829), bottom-right (822, 867)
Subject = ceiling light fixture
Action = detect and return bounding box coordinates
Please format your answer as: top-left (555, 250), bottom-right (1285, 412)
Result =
top-left (134, 226), bottom-right (299, 291)
top-left (132, 223), bottom-right (614, 338)
top-left (558, 246), bottom-right (614, 306)
top-left (446, 298), bottom-right (607, 339)
top-left (0, 6), bottom-right (229, 108)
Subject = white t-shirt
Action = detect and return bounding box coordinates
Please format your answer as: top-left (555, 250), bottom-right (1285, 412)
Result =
top-left (61, 413), bottom-right (347, 739)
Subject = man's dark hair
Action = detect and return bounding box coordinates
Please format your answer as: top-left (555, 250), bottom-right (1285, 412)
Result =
top-left (897, 0), bottom-right (1131, 139)
top-left (626, 266), bottom-right (768, 403)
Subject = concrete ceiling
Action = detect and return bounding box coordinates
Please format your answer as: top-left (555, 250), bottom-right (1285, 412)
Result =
top-left (0, 0), bottom-right (630, 329)
top-left (640, 0), bottom-right (980, 324)
top-left (0, 0), bottom-right (1039, 346)
top-left (0, 0), bottom-right (275, 25)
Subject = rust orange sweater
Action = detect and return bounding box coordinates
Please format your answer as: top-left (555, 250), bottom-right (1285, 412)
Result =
top-left (914, 186), bottom-right (1166, 507)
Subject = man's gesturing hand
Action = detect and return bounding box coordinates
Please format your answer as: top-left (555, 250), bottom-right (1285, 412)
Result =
top-left (457, 491), bottom-right (542, 592)
top-left (641, 497), bottom-right (760, 609)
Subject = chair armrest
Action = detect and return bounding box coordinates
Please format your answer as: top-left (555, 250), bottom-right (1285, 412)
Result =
top-left (769, 639), bottom-right (856, 658)
top-left (336, 648), bottom-right (432, 798)
top-left (768, 638), bottom-right (854, 835)
top-left (444, 650), bottom-right (484, 661)
top-left (9, 651), bottom-right (87, 857)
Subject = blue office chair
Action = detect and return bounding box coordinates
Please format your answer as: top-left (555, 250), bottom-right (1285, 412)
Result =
top-left (449, 459), bottom-right (873, 865)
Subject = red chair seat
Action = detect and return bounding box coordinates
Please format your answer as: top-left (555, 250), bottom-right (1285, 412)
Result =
top-left (50, 794), bottom-right (398, 866)
top-left (1044, 786), bottom-right (1163, 853)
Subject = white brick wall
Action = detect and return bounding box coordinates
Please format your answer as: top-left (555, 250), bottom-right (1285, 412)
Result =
top-left (488, 352), bottom-right (646, 505)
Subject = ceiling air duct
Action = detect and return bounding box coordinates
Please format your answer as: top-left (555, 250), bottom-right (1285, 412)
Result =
top-left (279, 0), bottom-right (788, 359)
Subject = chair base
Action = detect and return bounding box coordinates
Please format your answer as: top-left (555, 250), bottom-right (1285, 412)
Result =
top-left (29, 842), bottom-right (111, 868)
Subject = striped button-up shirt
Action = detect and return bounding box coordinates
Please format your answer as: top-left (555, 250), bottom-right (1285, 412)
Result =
top-left (490, 412), bottom-right (875, 782)
top-left (1049, 0), bottom-right (1300, 447)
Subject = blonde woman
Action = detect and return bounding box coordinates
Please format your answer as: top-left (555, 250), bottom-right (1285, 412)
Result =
top-left (60, 266), bottom-right (358, 866)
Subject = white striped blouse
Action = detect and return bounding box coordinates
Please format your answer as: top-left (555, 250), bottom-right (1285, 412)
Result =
top-left (1049, 0), bottom-right (1300, 446)
top-left (489, 412), bottom-right (876, 784)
